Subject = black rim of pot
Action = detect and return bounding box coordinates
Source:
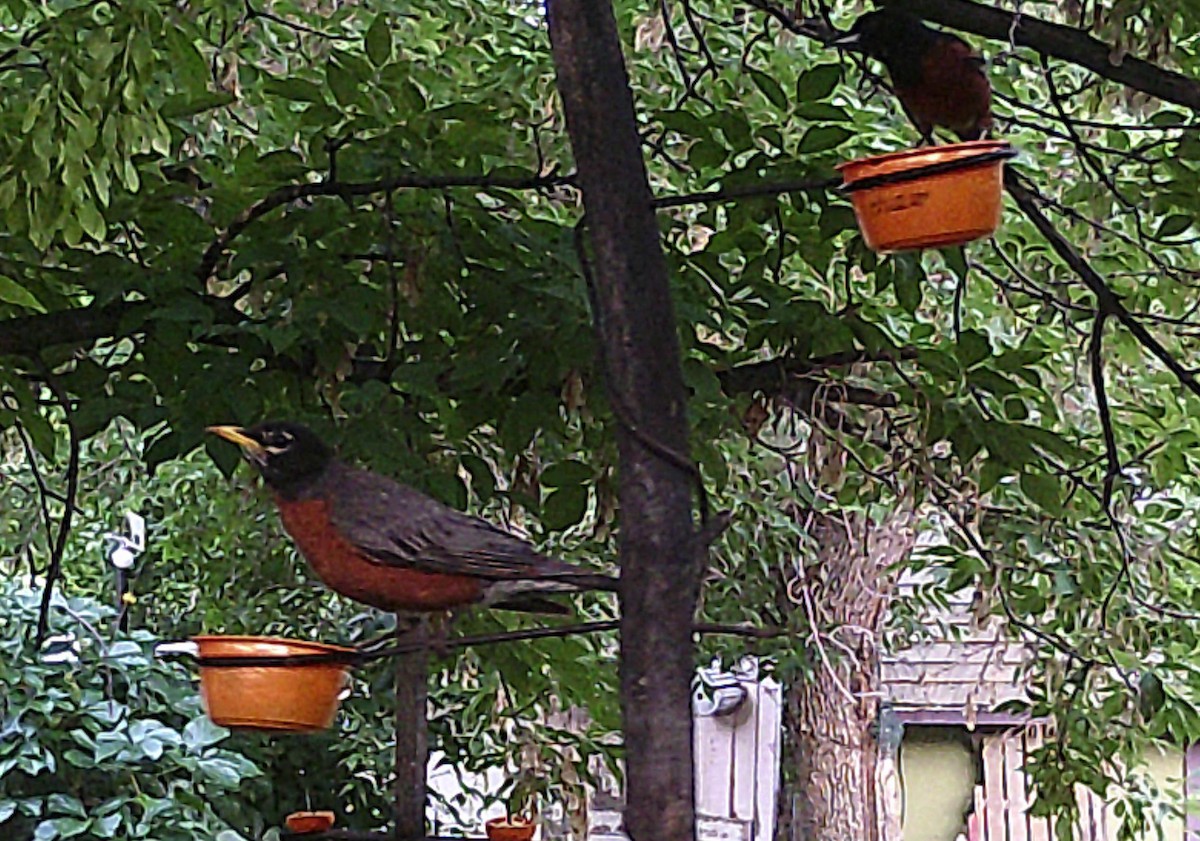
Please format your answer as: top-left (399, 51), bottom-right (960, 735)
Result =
top-left (840, 146), bottom-right (1018, 194)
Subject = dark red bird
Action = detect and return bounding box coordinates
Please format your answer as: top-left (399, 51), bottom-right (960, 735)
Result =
top-left (208, 421), bottom-right (616, 613)
top-left (834, 8), bottom-right (993, 143)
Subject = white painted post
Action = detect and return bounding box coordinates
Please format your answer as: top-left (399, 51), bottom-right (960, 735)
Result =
top-left (422, 665), bottom-right (784, 841)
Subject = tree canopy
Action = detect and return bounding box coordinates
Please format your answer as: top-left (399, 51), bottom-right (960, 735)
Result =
top-left (3, 0), bottom-right (1200, 837)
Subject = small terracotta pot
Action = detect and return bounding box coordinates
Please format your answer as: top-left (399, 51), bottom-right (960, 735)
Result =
top-left (486, 816), bottom-right (536, 841)
top-left (285, 811), bottom-right (336, 834)
top-left (194, 635), bottom-right (353, 732)
top-left (838, 140), bottom-right (1016, 252)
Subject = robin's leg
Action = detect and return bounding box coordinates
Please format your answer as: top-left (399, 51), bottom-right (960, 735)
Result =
top-left (425, 609), bottom-right (458, 658)
top-left (895, 97), bottom-right (935, 146)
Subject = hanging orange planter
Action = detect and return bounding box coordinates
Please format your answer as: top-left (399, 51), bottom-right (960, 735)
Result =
top-left (838, 140), bottom-right (1017, 253)
top-left (486, 816), bottom-right (537, 841)
top-left (194, 636), bottom-right (354, 732)
top-left (284, 811), bottom-right (336, 834)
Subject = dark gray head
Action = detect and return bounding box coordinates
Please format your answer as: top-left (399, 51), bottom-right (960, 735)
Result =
top-left (207, 420), bottom-right (333, 492)
top-left (832, 9), bottom-right (940, 86)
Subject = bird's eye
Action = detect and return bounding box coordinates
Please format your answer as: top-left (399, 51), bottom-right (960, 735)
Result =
top-left (263, 429), bottom-right (295, 452)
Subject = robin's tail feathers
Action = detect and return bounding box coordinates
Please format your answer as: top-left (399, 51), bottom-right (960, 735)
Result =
top-left (482, 573), bottom-right (619, 606)
top-left (553, 572), bottom-right (620, 592)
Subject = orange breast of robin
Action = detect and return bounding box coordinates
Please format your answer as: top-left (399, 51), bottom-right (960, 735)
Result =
top-left (898, 42), bottom-right (992, 137)
top-left (274, 496), bottom-right (483, 611)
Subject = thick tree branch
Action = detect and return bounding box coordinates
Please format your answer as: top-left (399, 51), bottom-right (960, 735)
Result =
top-left (0, 300), bottom-right (147, 358)
top-left (547, 6), bottom-right (700, 841)
top-left (0, 292), bottom-right (257, 363)
top-left (880, 0), bottom-right (1200, 112)
top-left (742, 0), bottom-right (1200, 111)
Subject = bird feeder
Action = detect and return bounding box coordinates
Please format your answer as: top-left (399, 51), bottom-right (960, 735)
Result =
top-left (284, 811), bottom-right (336, 834)
top-left (485, 816), bottom-right (537, 841)
top-left (194, 635), bottom-right (354, 732)
top-left (838, 140), bottom-right (1017, 252)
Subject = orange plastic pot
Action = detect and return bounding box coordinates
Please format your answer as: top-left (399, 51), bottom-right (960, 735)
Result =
top-left (486, 816), bottom-right (536, 841)
top-left (194, 636), bottom-right (353, 732)
top-left (838, 140), bottom-right (1016, 252)
top-left (284, 811), bottom-right (336, 834)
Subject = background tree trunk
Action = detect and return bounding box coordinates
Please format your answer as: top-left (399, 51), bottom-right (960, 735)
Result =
top-left (547, 4), bottom-right (701, 841)
top-left (776, 501), bottom-right (915, 841)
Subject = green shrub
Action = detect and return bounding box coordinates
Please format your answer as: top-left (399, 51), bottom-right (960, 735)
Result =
top-left (0, 583), bottom-right (266, 840)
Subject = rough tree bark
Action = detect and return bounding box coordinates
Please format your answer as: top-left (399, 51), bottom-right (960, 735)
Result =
top-left (547, 5), bottom-right (701, 841)
top-left (776, 484), bottom-right (915, 841)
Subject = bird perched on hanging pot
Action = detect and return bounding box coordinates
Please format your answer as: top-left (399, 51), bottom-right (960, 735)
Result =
top-left (832, 8), bottom-right (994, 144)
top-left (207, 421), bottom-right (618, 614)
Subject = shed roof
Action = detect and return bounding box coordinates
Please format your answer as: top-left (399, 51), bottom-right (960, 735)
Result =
top-left (882, 573), bottom-right (1033, 724)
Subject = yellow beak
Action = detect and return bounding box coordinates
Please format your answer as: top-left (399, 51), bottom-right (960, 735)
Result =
top-left (206, 425), bottom-right (266, 457)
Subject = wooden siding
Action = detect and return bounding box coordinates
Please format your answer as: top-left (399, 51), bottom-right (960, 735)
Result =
top-left (588, 671), bottom-right (782, 841)
top-left (884, 576), bottom-right (1032, 720)
top-left (966, 727), bottom-right (1118, 841)
top-left (692, 678), bottom-right (782, 841)
top-left (1189, 743), bottom-right (1200, 841)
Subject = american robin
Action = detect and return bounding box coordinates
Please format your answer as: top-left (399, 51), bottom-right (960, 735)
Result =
top-left (833, 8), bottom-right (993, 144)
top-left (207, 421), bottom-right (617, 613)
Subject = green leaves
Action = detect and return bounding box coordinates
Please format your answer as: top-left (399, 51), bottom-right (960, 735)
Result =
top-left (0, 277), bottom-right (45, 311)
top-left (0, 7), bottom-right (186, 248)
top-left (541, 485), bottom-right (588, 531)
top-left (874, 253), bottom-right (925, 315)
top-left (1155, 213), bottom-right (1191, 239)
top-left (797, 125), bottom-right (854, 154)
top-left (955, 330), bottom-right (992, 369)
top-left (1020, 470), bottom-right (1063, 515)
top-left (327, 58), bottom-right (364, 108)
top-left (263, 77), bottom-right (328, 104)
top-left (0, 583), bottom-right (263, 840)
top-left (365, 14), bottom-right (394, 67)
top-left (540, 460), bottom-right (594, 531)
top-left (541, 460), bottom-right (593, 487)
top-left (795, 64), bottom-right (842, 101)
top-left (750, 70), bottom-right (788, 109)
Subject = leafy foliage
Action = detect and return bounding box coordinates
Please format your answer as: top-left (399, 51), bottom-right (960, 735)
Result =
top-left (1, 0), bottom-right (1200, 836)
top-left (0, 583), bottom-right (263, 840)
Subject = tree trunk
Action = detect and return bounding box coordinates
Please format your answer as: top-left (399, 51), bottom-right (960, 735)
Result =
top-left (777, 504), bottom-right (915, 841)
top-left (547, 5), bottom-right (700, 841)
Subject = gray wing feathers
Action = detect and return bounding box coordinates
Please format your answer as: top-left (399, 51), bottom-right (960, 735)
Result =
top-left (325, 464), bottom-right (610, 586)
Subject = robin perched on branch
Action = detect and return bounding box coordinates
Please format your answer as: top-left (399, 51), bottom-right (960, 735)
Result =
top-left (208, 421), bottom-right (617, 614)
top-left (833, 8), bottom-right (994, 144)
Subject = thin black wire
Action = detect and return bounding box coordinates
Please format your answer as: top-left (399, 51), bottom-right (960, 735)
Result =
top-left (172, 619), bottom-right (785, 669)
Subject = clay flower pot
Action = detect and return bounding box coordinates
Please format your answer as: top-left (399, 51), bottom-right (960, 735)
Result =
top-left (285, 811), bottom-right (336, 834)
top-left (486, 816), bottom-right (536, 841)
top-left (194, 635), bottom-right (353, 732)
top-left (837, 140), bottom-right (1016, 252)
